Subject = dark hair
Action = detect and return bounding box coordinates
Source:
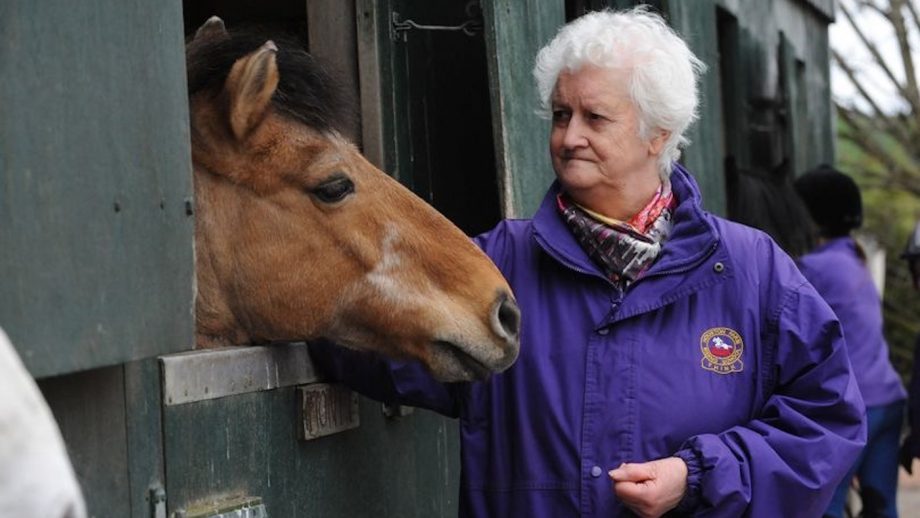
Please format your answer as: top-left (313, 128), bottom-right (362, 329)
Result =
top-left (185, 27), bottom-right (352, 135)
top-left (903, 220), bottom-right (920, 259)
top-left (793, 164), bottom-right (863, 238)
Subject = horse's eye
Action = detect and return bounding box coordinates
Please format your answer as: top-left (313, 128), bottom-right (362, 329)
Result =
top-left (312, 176), bottom-right (355, 204)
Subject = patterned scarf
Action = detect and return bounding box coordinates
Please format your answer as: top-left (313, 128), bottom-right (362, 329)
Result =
top-left (557, 182), bottom-right (677, 286)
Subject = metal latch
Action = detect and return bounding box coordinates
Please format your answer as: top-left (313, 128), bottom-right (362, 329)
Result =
top-left (173, 496), bottom-right (267, 518)
top-left (390, 1), bottom-right (483, 41)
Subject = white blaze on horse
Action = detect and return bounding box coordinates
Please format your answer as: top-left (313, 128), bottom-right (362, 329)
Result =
top-left (187, 17), bottom-right (520, 382)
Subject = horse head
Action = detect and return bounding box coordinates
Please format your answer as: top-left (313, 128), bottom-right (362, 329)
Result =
top-left (186, 17), bottom-right (519, 382)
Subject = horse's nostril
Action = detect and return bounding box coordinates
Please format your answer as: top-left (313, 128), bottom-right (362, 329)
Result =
top-left (493, 294), bottom-right (521, 341)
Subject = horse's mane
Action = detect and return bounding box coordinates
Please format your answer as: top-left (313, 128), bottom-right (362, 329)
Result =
top-left (186, 28), bottom-right (352, 134)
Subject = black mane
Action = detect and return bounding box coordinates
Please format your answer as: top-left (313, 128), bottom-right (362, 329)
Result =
top-left (186, 28), bottom-right (351, 134)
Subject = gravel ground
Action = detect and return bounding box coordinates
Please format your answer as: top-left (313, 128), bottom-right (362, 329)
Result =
top-left (900, 460), bottom-right (920, 518)
top-left (845, 460), bottom-right (920, 517)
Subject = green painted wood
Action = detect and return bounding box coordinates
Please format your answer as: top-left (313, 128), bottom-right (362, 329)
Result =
top-left (366, 0), bottom-right (409, 184)
top-left (800, 0), bottom-right (835, 21)
top-left (39, 367), bottom-right (131, 517)
top-left (780, 32), bottom-right (806, 177)
top-left (711, 0), bottom-right (834, 170)
top-left (163, 390), bottom-right (459, 517)
top-left (125, 358), bottom-right (166, 518)
top-left (665, 0), bottom-right (728, 215)
top-left (0, 0), bottom-right (195, 377)
top-left (482, 0), bottom-right (565, 218)
top-left (384, 0), bottom-right (502, 235)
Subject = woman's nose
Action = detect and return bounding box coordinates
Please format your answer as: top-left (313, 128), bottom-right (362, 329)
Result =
top-left (561, 117), bottom-right (588, 149)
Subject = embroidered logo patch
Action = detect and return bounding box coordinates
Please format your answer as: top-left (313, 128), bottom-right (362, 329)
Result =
top-left (700, 327), bottom-right (744, 374)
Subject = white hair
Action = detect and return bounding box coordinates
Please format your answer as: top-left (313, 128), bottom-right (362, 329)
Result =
top-left (533, 7), bottom-right (707, 178)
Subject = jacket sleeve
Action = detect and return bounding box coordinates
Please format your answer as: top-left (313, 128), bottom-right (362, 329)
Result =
top-left (674, 281), bottom-right (867, 517)
top-left (308, 340), bottom-right (466, 417)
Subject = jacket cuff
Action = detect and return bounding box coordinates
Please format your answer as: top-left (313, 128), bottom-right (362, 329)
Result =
top-left (673, 448), bottom-right (703, 513)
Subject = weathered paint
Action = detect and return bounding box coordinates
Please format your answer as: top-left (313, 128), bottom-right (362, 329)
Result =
top-left (39, 366), bottom-right (131, 516)
top-left (163, 391), bottom-right (460, 517)
top-left (482, 0), bottom-right (566, 218)
top-left (0, 0), bottom-right (195, 377)
top-left (5, 2), bottom-right (838, 517)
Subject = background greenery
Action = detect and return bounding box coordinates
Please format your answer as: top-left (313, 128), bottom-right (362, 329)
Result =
top-left (838, 116), bottom-right (919, 382)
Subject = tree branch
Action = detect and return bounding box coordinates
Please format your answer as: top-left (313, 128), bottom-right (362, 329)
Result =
top-left (885, 0), bottom-right (920, 129)
top-left (836, 106), bottom-right (920, 196)
top-left (833, 50), bottom-right (917, 146)
top-left (906, 0), bottom-right (920, 40)
top-left (839, 1), bottom-right (920, 113)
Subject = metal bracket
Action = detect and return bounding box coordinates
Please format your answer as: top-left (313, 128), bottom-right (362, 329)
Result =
top-left (390, 1), bottom-right (483, 41)
top-left (160, 343), bottom-right (321, 406)
top-left (174, 496), bottom-right (267, 518)
top-left (382, 403), bottom-right (414, 419)
top-left (150, 486), bottom-right (166, 518)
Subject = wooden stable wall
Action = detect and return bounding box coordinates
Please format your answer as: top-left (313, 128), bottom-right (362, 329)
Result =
top-left (0, 0), bottom-right (195, 378)
top-left (1, 1), bottom-right (193, 515)
top-left (0, 0), bottom-right (835, 516)
top-left (669, 0), bottom-right (836, 253)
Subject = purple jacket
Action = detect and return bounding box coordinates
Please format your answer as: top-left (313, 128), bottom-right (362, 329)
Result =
top-left (310, 164), bottom-right (866, 517)
top-left (797, 238), bottom-right (906, 407)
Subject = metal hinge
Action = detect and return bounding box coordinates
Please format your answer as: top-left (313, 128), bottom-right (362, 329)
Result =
top-left (390, 1), bottom-right (483, 41)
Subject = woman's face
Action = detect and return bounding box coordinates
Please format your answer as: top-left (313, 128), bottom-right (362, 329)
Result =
top-left (550, 65), bottom-right (666, 210)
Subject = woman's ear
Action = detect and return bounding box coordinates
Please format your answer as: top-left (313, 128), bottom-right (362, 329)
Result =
top-left (648, 129), bottom-right (671, 156)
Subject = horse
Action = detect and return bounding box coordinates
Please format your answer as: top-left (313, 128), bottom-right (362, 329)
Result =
top-left (185, 17), bottom-right (519, 382)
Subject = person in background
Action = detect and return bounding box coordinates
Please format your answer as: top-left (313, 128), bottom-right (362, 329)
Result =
top-left (311, 7), bottom-right (866, 517)
top-left (0, 326), bottom-right (86, 518)
top-left (794, 165), bottom-right (907, 518)
top-left (900, 220), bottom-right (920, 476)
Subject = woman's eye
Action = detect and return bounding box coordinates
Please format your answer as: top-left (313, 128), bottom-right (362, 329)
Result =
top-left (552, 110), bottom-right (570, 124)
top-left (312, 176), bottom-right (355, 204)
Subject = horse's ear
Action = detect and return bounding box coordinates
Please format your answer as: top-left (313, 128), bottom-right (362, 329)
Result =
top-left (194, 16), bottom-right (229, 43)
top-left (225, 41), bottom-right (279, 141)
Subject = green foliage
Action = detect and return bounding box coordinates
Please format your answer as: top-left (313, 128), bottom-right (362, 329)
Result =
top-left (838, 112), bottom-right (920, 383)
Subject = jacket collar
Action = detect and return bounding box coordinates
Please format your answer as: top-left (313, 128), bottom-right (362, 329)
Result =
top-left (813, 236), bottom-right (855, 255)
top-left (532, 163), bottom-right (720, 282)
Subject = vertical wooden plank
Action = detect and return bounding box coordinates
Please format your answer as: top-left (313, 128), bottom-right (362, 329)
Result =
top-left (356, 0), bottom-right (411, 184)
top-left (39, 367), bottom-right (130, 517)
top-left (665, 0), bottom-right (728, 215)
top-left (163, 389), bottom-right (458, 517)
top-left (0, 0), bottom-right (194, 377)
top-left (125, 358), bottom-right (166, 518)
top-left (356, 0), bottom-right (387, 168)
top-left (482, 0), bottom-right (565, 218)
top-left (779, 32), bottom-right (807, 176)
top-left (307, 0), bottom-right (362, 145)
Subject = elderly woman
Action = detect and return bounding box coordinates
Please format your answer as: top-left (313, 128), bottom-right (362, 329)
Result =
top-left (311, 7), bottom-right (865, 517)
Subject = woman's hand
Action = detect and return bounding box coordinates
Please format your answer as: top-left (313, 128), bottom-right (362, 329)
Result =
top-left (609, 457), bottom-right (688, 518)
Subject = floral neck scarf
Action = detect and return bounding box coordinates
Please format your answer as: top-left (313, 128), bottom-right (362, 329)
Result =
top-left (556, 182), bottom-right (677, 287)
